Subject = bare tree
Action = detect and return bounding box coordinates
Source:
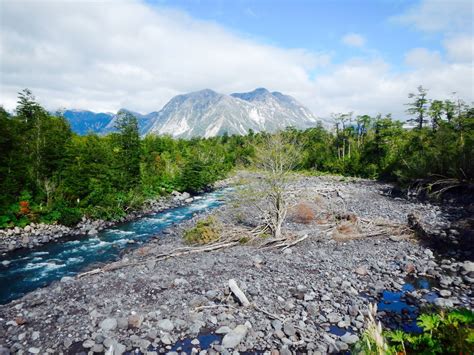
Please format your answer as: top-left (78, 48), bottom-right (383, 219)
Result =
top-left (251, 133), bottom-right (301, 239)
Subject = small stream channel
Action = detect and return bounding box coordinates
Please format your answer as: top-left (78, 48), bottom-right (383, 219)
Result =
top-left (0, 189), bottom-right (229, 304)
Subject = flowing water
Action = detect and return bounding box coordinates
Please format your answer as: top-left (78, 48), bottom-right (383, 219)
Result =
top-left (0, 189), bottom-right (229, 304)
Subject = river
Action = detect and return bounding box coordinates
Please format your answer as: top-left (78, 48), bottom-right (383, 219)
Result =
top-left (0, 189), bottom-right (228, 304)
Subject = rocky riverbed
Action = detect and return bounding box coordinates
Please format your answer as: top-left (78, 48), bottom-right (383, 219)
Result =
top-left (0, 191), bottom-right (197, 255)
top-left (0, 174), bottom-right (472, 354)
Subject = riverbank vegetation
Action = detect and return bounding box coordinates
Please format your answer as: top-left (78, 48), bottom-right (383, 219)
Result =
top-left (0, 87), bottom-right (472, 228)
top-left (356, 305), bottom-right (474, 354)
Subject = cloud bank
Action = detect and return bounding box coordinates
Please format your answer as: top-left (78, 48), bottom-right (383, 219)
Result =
top-left (0, 0), bottom-right (472, 120)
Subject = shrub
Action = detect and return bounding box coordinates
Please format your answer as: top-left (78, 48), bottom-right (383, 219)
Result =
top-left (184, 216), bottom-right (220, 245)
top-left (292, 202), bottom-right (315, 224)
top-left (354, 308), bottom-right (474, 354)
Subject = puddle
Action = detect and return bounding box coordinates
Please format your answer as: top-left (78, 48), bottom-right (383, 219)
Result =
top-left (376, 276), bottom-right (439, 334)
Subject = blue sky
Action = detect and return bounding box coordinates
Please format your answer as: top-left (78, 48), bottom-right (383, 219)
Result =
top-left (151, 0), bottom-right (444, 70)
top-left (1, 0), bottom-right (472, 118)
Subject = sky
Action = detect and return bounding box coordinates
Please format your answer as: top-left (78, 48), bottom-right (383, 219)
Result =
top-left (0, 0), bottom-right (473, 119)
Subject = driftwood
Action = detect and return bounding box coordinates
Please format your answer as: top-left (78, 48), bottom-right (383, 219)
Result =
top-left (77, 241), bottom-right (239, 278)
top-left (228, 279), bottom-right (251, 307)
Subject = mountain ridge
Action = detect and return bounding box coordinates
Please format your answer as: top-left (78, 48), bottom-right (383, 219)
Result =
top-left (61, 88), bottom-right (325, 138)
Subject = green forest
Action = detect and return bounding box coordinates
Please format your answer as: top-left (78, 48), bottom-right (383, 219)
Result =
top-left (0, 87), bottom-right (472, 228)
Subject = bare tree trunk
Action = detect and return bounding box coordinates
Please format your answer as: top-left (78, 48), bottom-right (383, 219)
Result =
top-left (251, 133), bottom-right (300, 238)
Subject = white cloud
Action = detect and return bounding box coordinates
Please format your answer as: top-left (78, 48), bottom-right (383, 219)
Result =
top-left (392, 0), bottom-right (473, 33)
top-left (341, 33), bottom-right (366, 47)
top-left (0, 0), bottom-right (329, 113)
top-left (0, 0), bottom-right (472, 121)
top-left (405, 48), bottom-right (443, 68)
top-left (443, 35), bottom-right (474, 62)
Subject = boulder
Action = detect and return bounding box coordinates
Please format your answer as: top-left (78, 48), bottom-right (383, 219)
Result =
top-left (100, 318), bottom-right (117, 331)
top-left (221, 325), bottom-right (248, 348)
top-left (157, 319), bottom-right (174, 332)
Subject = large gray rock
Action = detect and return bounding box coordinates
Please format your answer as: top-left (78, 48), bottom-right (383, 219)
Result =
top-left (157, 319), bottom-right (174, 332)
top-left (340, 333), bottom-right (359, 344)
top-left (462, 261), bottom-right (474, 273)
top-left (221, 324), bottom-right (248, 348)
top-left (100, 318), bottom-right (117, 331)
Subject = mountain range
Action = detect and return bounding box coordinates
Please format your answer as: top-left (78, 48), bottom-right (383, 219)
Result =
top-left (62, 88), bottom-right (324, 138)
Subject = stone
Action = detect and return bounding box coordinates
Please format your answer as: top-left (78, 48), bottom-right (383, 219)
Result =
top-left (31, 331), bottom-right (40, 341)
top-left (434, 298), bottom-right (454, 308)
top-left (114, 343), bottom-right (126, 355)
top-left (100, 318), bottom-right (117, 331)
top-left (92, 344), bottom-right (104, 353)
top-left (216, 326), bottom-right (232, 334)
top-left (117, 317), bottom-right (128, 329)
top-left (128, 314), bottom-right (144, 329)
top-left (355, 266), bottom-right (369, 276)
top-left (221, 325), bottom-right (248, 348)
top-left (439, 290), bottom-right (451, 297)
top-left (283, 323), bottom-right (296, 337)
top-left (327, 313), bottom-right (342, 323)
top-left (88, 229), bottom-right (98, 235)
top-left (157, 319), bottom-right (174, 332)
top-left (405, 263), bottom-right (416, 274)
top-left (462, 261), bottom-right (474, 273)
top-left (173, 278), bottom-right (189, 287)
top-left (340, 333), bottom-right (359, 344)
top-left (271, 320), bottom-right (282, 330)
top-left (83, 339), bottom-right (95, 348)
top-left (161, 333), bottom-right (172, 345)
top-left (28, 348), bottom-right (40, 354)
top-left (306, 303), bottom-right (318, 316)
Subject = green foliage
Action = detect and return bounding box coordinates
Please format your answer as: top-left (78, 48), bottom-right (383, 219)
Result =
top-left (183, 216), bottom-right (221, 245)
top-left (356, 309), bottom-right (474, 354)
top-left (0, 87), bottom-right (472, 228)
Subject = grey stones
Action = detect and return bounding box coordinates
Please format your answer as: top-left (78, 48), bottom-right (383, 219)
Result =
top-left (157, 319), bottom-right (174, 332)
top-left (327, 313), bottom-right (342, 323)
top-left (173, 278), bottom-right (189, 287)
top-left (128, 314), bottom-right (144, 329)
top-left (271, 320), bottom-right (282, 331)
top-left (117, 317), bottom-right (128, 329)
top-left (439, 289), bottom-right (452, 297)
top-left (100, 318), bottom-right (117, 331)
top-left (82, 339), bottom-right (95, 348)
top-left (461, 261), bottom-right (474, 273)
top-left (27, 348), bottom-right (40, 354)
top-left (354, 266), bottom-right (369, 276)
top-left (340, 333), bottom-right (359, 344)
top-left (221, 325), bottom-right (248, 348)
top-left (283, 323), bottom-right (296, 337)
top-left (216, 326), bottom-right (232, 334)
top-left (434, 298), bottom-right (454, 308)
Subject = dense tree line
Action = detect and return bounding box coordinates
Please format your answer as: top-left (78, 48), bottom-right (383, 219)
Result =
top-left (0, 88), bottom-right (472, 227)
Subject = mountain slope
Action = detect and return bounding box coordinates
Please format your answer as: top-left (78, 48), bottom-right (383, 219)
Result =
top-left (62, 88), bottom-right (322, 138)
top-left (146, 88), bottom-right (321, 138)
top-left (62, 110), bottom-right (114, 135)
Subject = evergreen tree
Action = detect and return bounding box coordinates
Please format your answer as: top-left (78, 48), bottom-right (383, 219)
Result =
top-left (406, 86), bottom-right (429, 129)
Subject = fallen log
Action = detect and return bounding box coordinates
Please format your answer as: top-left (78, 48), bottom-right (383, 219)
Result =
top-left (229, 279), bottom-right (251, 307)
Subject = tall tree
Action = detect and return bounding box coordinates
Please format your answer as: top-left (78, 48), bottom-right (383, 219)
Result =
top-left (429, 100), bottom-right (444, 130)
top-left (114, 111), bottom-right (141, 188)
top-left (406, 86), bottom-right (429, 129)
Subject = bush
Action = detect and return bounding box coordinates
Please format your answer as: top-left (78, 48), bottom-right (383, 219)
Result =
top-left (355, 308), bottom-right (474, 354)
top-left (184, 216), bottom-right (220, 245)
top-left (292, 202), bottom-right (315, 224)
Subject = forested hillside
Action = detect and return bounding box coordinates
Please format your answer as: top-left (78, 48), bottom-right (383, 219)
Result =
top-left (0, 88), bottom-right (472, 228)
